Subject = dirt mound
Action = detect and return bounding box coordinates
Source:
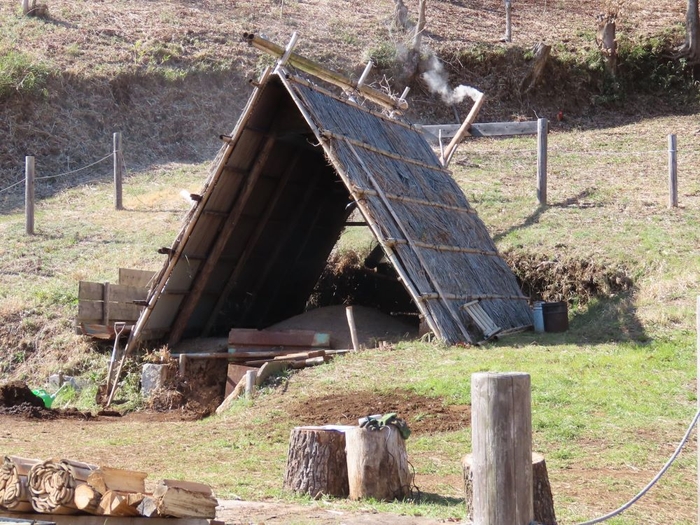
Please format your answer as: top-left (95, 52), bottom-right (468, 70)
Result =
top-left (268, 305), bottom-right (418, 350)
top-left (503, 251), bottom-right (633, 305)
top-left (286, 390), bottom-right (470, 435)
top-left (0, 381), bottom-right (45, 408)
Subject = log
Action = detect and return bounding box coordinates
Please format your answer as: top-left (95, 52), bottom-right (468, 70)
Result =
top-left (87, 466), bottom-right (147, 494)
top-left (462, 452), bottom-right (556, 525)
top-left (152, 480), bottom-right (217, 518)
top-left (521, 43), bottom-right (551, 93)
top-left (283, 426), bottom-right (351, 498)
top-left (345, 425), bottom-right (413, 501)
top-left (74, 483), bottom-right (102, 514)
top-left (137, 495), bottom-right (159, 517)
top-left (98, 490), bottom-right (141, 517)
top-left (27, 459), bottom-right (96, 514)
top-left (0, 456), bottom-right (39, 512)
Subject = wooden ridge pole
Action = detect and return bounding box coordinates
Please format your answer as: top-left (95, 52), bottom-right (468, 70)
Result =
top-left (243, 33), bottom-right (407, 111)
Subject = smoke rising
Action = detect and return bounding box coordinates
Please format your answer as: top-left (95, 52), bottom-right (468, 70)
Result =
top-left (422, 54), bottom-right (481, 105)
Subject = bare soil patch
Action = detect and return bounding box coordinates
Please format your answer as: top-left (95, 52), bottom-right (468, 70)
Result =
top-left (286, 390), bottom-right (470, 435)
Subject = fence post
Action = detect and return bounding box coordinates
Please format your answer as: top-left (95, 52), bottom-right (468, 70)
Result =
top-left (113, 132), bottom-right (123, 210)
top-left (471, 372), bottom-right (533, 524)
top-left (25, 156), bottom-right (35, 235)
top-left (504, 0), bottom-right (512, 42)
top-left (537, 118), bottom-right (548, 206)
top-left (668, 134), bottom-right (677, 208)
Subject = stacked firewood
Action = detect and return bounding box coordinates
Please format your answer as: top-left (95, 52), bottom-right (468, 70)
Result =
top-left (0, 456), bottom-right (216, 518)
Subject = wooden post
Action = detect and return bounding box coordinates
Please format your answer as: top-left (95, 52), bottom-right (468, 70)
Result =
top-left (537, 118), bottom-right (548, 206)
top-left (669, 134), bottom-right (678, 208)
top-left (113, 132), bottom-right (123, 210)
top-left (178, 354), bottom-right (187, 378)
top-left (346, 306), bottom-right (360, 352)
top-left (245, 369), bottom-right (256, 399)
top-left (25, 156), bottom-right (35, 235)
top-left (471, 372), bottom-right (533, 525)
top-left (505, 0), bottom-right (512, 42)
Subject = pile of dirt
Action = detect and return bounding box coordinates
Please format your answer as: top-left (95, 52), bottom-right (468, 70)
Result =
top-left (286, 390), bottom-right (470, 435)
top-left (268, 305), bottom-right (418, 350)
top-left (503, 251), bottom-right (633, 305)
top-left (0, 381), bottom-right (95, 420)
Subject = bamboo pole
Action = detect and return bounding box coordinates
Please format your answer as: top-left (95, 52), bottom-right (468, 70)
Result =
top-left (346, 306), bottom-right (360, 352)
top-left (113, 132), bottom-right (123, 211)
top-left (537, 118), bottom-right (548, 206)
top-left (25, 156), bottom-right (35, 235)
top-left (243, 33), bottom-right (407, 111)
top-left (443, 92), bottom-right (486, 167)
top-left (668, 134), bottom-right (678, 208)
top-left (355, 188), bottom-right (476, 214)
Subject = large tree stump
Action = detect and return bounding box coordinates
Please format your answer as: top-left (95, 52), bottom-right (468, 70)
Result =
top-left (283, 426), bottom-right (350, 499)
top-left (463, 452), bottom-right (557, 525)
top-left (345, 425), bottom-right (413, 501)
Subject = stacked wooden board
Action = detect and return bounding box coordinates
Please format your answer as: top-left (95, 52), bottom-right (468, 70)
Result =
top-left (0, 457), bottom-right (217, 522)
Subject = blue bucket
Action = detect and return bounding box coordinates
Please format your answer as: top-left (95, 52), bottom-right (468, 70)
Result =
top-left (533, 302), bottom-right (545, 333)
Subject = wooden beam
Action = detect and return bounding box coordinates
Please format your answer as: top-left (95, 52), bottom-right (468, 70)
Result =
top-left (238, 168), bottom-right (322, 325)
top-left (167, 135), bottom-right (278, 346)
top-left (201, 153), bottom-right (301, 337)
top-left (419, 120), bottom-right (539, 140)
top-left (443, 92), bottom-right (486, 166)
top-left (243, 33), bottom-right (407, 111)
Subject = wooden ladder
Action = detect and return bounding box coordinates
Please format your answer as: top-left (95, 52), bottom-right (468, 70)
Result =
top-left (461, 300), bottom-right (501, 340)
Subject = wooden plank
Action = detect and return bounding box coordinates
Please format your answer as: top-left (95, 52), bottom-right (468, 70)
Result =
top-left (118, 268), bottom-right (156, 288)
top-left (419, 121), bottom-right (538, 140)
top-left (0, 513), bottom-right (223, 525)
top-left (228, 329), bottom-right (330, 348)
top-left (255, 361), bottom-right (289, 386)
top-left (79, 282), bottom-right (149, 302)
top-left (226, 364), bottom-right (257, 397)
top-left (167, 135), bottom-right (278, 347)
top-left (78, 301), bottom-right (142, 322)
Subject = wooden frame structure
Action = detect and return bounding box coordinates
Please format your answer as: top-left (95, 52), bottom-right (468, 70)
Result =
top-left (117, 35), bottom-right (532, 359)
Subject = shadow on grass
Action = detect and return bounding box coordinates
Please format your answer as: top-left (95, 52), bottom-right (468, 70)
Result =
top-left (411, 490), bottom-right (465, 507)
top-left (504, 289), bottom-right (649, 347)
top-left (492, 189), bottom-right (596, 244)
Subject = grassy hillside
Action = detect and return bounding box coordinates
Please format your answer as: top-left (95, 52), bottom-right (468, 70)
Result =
top-left (2, 1), bottom-right (700, 524)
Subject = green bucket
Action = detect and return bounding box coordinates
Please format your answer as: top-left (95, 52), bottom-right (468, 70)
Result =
top-left (31, 388), bottom-right (54, 409)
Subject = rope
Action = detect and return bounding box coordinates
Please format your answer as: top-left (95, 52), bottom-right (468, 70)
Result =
top-left (35, 152), bottom-right (113, 181)
top-left (577, 408), bottom-right (700, 524)
top-left (0, 179), bottom-right (26, 195)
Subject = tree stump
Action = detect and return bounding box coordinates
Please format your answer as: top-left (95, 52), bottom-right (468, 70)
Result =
top-left (283, 426), bottom-right (350, 499)
top-left (345, 425), bottom-right (413, 501)
top-left (463, 452), bottom-right (557, 525)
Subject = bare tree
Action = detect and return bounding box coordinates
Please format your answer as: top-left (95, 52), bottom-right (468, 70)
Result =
top-left (681, 0), bottom-right (700, 60)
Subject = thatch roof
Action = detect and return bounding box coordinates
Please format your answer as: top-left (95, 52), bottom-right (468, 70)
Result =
top-left (124, 66), bottom-right (532, 352)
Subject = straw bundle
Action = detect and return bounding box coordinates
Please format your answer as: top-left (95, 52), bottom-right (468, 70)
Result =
top-left (0, 456), bottom-right (39, 512)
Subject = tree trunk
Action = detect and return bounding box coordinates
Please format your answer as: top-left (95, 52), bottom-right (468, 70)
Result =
top-left (345, 426), bottom-right (413, 501)
top-left (283, 426), bottom-right (349, 498)
top-left (463, 452), bottom-right (557, 525)
top-left (685, 0), bottom-right (700, 60)
top-left (520, 43), bottom-right (551, 93)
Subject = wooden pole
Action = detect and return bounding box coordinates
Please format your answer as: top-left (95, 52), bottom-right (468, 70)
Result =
top-left (113, 132), bottom-right (123, 210)
top-left (697, 295), bottom-right (700, 525)
top-left (505, 0), bottom-right (512, 42)
top-left (443, 92), bottom-right (486, 167)
top-left (668, 133), bottom-right (678, 208)
top-left (25, 156), bottom-right (35, 235)
top-left (245, 369), bottom-right (256, 399)
top-left (471, 372), bottom-right (533, 525)
top-left (346, 306), bottom-right (360, 352)
top-left (178, 354), bottom-right (187, 378)
top-left (537, 118), bottom-right (548, 206)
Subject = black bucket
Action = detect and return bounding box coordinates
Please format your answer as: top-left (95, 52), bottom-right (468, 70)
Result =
top-left (542, 301), bottom-right (568, 332)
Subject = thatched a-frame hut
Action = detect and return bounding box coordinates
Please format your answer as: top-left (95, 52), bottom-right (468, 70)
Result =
top-left (124, 54), bottom-right (532, 354)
